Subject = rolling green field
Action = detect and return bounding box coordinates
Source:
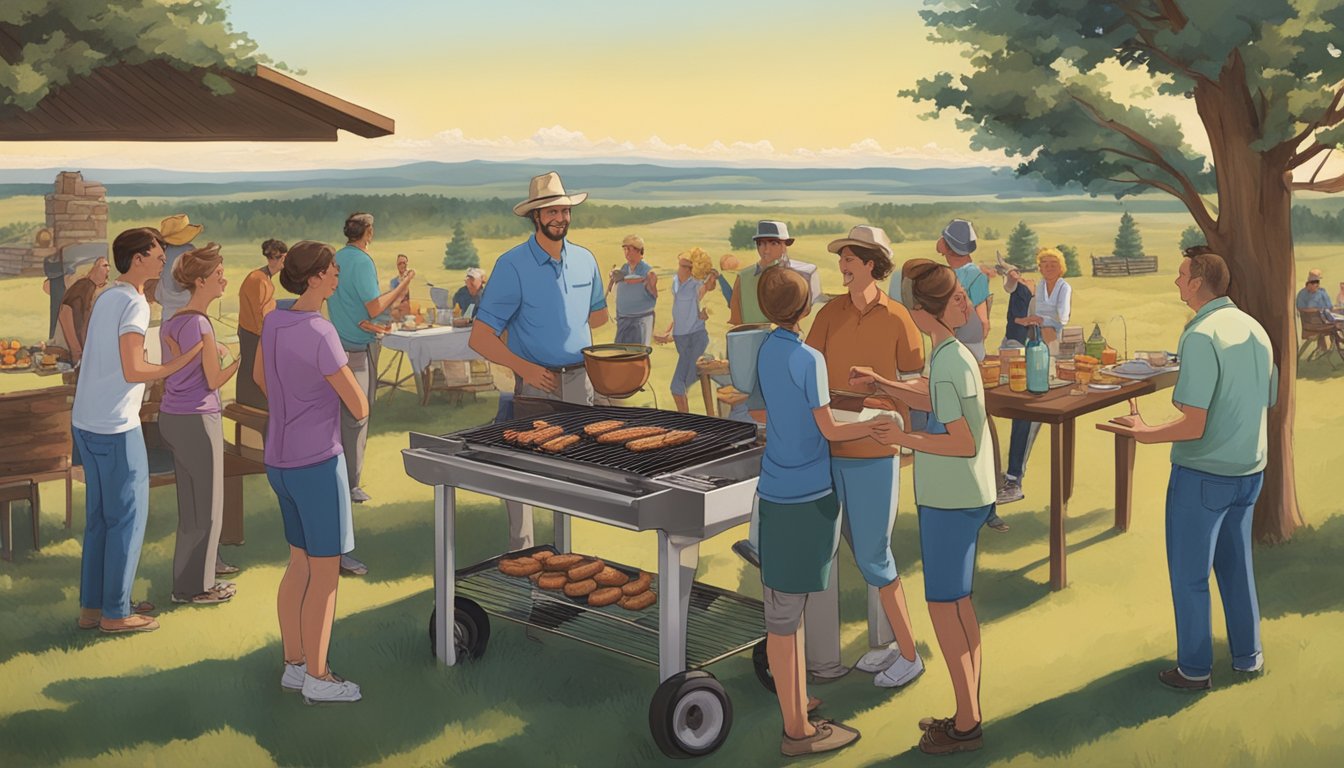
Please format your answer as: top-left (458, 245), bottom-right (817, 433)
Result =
top-left (1, 195), bottom-right (1343, 767)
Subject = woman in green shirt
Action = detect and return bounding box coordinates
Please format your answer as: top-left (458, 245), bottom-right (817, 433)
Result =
top-left (849, 258), bottom-right (995, 756)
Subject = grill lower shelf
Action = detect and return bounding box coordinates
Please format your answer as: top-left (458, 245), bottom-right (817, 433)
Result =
top-left (457, 547), bottom-right (765, 669)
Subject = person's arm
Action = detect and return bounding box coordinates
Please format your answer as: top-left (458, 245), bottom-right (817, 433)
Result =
top-left (812, 406), bottom-right (895, 442)
top-left (43, 278), bottom-right (51, 296)
top-left (1098, 334), bottom-right (1214, 444)
top-left (365, 270), bottom-right (414, 320)
top-left (253, 336), bottom-right (267, 398)
top-left (728, 277), bottom-right (743, 325)
top-left (885, 414), bottom-right (977, 457)
top-left (57, 305), bottom-right (81, 360)
top-left (1057, 280), bottom-right (1072, 327)
top-left (119, 332), bottom-right (201, 383)
top-left (696, 273), bottom-right (717, 302)
top-left (977, 301), bottom-right (991, 338)
top-left (848, 367), bottom-right (933, 411)
top-left (196, 322), bottom-right (240, 391)
top-left (589, 307), bottom-right (610, 330)
top-left (325, 366), bottom-right (369, 422)
top-left (644, 269), bottom-right (659, 298)
top-left (1098, 404), bottom-right (1207, 444)
top-left (588, 259), bottom-right (610, 329)
top-left (469, 320), bottom-right (557, 393)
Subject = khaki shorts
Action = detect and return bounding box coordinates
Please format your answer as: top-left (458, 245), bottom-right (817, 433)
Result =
top-left (762, 585), bottom-right (809, 635)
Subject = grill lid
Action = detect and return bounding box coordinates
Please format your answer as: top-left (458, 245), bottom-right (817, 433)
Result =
top-left (449, 404), bottom-right (759, 478)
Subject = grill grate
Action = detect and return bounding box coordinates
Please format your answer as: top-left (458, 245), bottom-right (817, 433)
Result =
top-left (450, 404), bottom-right (758, 478)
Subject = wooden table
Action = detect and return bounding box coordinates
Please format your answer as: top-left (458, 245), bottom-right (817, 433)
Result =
top-left (695, 358), bottom-right (730, 417)
top-left (985, 372), bottom-right (1179, 590)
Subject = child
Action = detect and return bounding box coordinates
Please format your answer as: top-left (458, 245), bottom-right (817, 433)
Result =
top-left (754, 265), bottom-right (893, 758)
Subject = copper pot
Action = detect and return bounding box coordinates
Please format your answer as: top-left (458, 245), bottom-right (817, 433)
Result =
top-left (582, 343), bottom-right (652, 398)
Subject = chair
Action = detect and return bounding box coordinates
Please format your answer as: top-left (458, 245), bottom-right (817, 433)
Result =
top-left (0, 386), bottom-right (75, 561)
top-left (1298, 308), bottom-right (1344, 364)
top-left (423, 359), bottom-right (496, 405)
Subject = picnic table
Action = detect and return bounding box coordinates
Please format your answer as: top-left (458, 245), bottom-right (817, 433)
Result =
top-left (985, 371), bottom-right (1180, 590)
top-left (378, 325), bottom-right (486, 403)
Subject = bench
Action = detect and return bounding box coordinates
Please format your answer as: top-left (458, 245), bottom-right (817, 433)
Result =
top-left (1299, 308), bottom-right (1343, 364)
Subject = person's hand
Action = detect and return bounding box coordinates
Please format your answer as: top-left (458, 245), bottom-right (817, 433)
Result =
top-left (164, 335), bottom-right (182, 359)
top-left (403, 269), bottom-right (416, 284)
top-left (609, 267), bottom-right (623, 284)
top-left (1097, 413), bottom-right (1149, 437)
top-left (699, 308), bottom-right (710, 320)
top-left (653, 333), bottom-right (672, 345)
top-left (216, 341), bottom-right (231, 360)
top-left (867, 413), bottom-right (900, 443)
top-left (521, 362), bottom-right (559, 394)
top-left (1025, 315), bottom-right (1044, 325)
top-left (848, 366), bottom-right (879, 391)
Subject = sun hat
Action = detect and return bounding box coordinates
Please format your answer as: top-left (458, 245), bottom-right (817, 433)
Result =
top-left (513, 171), bottom-right (588, 216)
top-left (159, 214), bottom-right (203, 246)
top-left (827, 225), bottom-right (893, 259)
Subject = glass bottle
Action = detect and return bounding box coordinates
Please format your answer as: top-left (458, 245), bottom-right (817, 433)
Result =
top-left (1026, 324), bottom-right (1050, 394)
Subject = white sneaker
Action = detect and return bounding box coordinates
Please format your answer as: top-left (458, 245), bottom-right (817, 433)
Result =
top-left (301, 673), bottom-right (362, 704)
top-left (855, 644), bottom-right (903, 674)
top-left (281, 662), bottom-right (306, 692)
top-left (874, 653), bottom-right (925, 689)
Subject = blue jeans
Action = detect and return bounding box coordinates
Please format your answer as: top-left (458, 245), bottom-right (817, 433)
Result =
top-left (1165, 465), bottom-right (1265, 678)
top-left (1006, 419), bottom-right (1041, 480)
top-left (73, 427), bottom-right (150, 620)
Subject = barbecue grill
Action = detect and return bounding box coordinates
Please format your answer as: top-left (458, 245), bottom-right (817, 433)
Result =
top-left (402, 400), bottom-right (773, 758)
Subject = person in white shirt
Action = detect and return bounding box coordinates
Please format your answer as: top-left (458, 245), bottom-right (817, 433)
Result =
top-left (73, 227), bottom-right (203, 634)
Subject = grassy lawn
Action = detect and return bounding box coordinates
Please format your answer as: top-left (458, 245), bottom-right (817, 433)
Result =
top-left (1, 201), bottom-right (1343, 766)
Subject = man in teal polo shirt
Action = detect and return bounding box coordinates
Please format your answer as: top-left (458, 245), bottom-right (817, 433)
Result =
top-left (470, 172), bottom-right (609, 550)
top-left (1100, 247), bottom-right (1276, 691)
top-left (327, 212), bottom-right (415, 575)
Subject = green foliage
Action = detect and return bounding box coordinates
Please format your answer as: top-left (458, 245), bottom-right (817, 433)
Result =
top-left (728, 220), bottom-right (757, 250)
top-left (1057, 243), bottom-right (1082, 277)
top-left (1005, 220), bottom-right (1038, 268)
top-left (0, 220), bottom-right (40, 245)
top-left (1288, 205), bottom-right (1344, 241)
top-left (981, 225), bottom-right (1001, 240)
top-left (0, 1), bottom-right (284, 110)
top-left (1179, 225), bottom-right (1207, 252)
top-left (900, 0), bottom-right (1344, 203)
top-left (1113, 212), bottom-right (1144, 259)
top-left (109, 195), bottom-right (739, 243)
top-left (443, 222), bottom-right (478, 270)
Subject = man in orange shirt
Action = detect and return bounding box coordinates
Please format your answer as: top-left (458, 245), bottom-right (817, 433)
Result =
top-left (802, 225), bottom-right (927, 689)
top-left (236, 239), bottom-right (287, 409)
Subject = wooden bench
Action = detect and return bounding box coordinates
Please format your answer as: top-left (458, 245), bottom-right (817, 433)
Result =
top-left (220, 402), bottom-right (269, 545)
top-left (1298, 308), bottom-right (1343, 364)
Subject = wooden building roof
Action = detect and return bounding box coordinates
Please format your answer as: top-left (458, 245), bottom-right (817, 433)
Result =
top-left (0, 31), bottom-right (393, 141)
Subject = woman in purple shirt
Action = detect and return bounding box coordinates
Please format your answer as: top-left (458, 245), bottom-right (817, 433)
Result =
top-left (254, 241), bottom-right (369, 705)
top-left (160, 244), bottom-right (240, 605)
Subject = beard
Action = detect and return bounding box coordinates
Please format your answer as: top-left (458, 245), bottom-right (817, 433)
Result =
top-left (538, 219), bottom-right (569, 242)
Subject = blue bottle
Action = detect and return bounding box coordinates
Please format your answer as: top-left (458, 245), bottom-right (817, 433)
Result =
top-left (1026, 324), bottom-right (1050, 394)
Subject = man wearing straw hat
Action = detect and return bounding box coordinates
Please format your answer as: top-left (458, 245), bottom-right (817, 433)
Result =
top-left (470, 171), bottom-right (609, 550)
top-left (1296, 268), bottom-right (1339, 348)
top-left (154, 214), bottom-right (205, 320)
top-left (608, 234), bottom-right (659, 346)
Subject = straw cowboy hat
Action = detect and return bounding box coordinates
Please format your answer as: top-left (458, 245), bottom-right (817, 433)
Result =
top-left (827, 225), bottom-right (894, 259)
top-left (159, 214), bottom-right (203, 246)
top-left (513, 171), bottom-right (589, 216)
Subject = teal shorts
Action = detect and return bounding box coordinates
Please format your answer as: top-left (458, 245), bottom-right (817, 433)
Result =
top-left (758, 493), bottom-right (841, 594)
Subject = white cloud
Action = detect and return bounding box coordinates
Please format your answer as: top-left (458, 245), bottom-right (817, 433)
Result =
top-left (0, 125), bottom-right (1004, 172)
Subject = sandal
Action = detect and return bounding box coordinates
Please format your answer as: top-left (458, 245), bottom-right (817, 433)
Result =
top-left (171, 583), bottom-right (236, 605)
top-left (215, 559), bottom-right (241, 576)
top-left (77, 600), bottom-right (156, 629)
top-left (99, 614), bottom-right (160, 633)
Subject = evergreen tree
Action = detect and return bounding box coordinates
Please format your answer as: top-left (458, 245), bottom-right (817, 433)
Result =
top-left (1179, 225), bottom-right (1206, 252)
top-left (1113, 212), bottom-right (1144, 260)
top-left (1056, 243), bottom-right (1082, 277)
top-left (443, 222), bottom-right (479, 269)
top-left (1005, 220), bottom-right (1038, 269)
top-left (729, 220), bottom-right (757, 250)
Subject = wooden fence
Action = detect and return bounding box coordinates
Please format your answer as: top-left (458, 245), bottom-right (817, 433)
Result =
top-left (1092, 255), bottom-right (1158, 277)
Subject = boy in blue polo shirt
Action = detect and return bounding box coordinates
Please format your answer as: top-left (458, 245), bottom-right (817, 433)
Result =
top-left (754, 265), bottom-right (893, 758)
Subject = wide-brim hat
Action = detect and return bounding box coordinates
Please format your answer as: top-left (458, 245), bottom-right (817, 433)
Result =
top-left (1307, 268), bottom-right (1324, 283)
top-left (513, 171), bottom-right (588, 216)
top-left (753, 220), bottom-right (794, 245)
top-left (159, 214), bottom-right (203, 246)
top-left (827, 225), bottom-right (893, 260)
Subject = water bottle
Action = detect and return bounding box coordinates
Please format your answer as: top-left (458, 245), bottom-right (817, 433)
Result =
top-left (1026, 324), bottom-right (1050, 394)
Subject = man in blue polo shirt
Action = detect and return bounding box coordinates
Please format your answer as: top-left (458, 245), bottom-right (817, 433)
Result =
top-left (470, 172), bottom-right (609, 550)
top-left (1100, 247), bottom-right (1276, 692)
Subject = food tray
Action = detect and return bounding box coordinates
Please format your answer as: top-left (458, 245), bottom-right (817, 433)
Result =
top-left (456, 545), bottom-right (766, 669)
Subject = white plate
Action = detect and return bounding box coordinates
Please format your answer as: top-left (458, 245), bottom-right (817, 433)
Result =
top-left (1089, 383), bottom-right (1122, 391)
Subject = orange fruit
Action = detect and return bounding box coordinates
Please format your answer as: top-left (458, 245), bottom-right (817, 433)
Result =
top-left (8, 340), bottom-right (18, 350)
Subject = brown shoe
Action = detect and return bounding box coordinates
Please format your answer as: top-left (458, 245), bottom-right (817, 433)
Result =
top-left (1158, 667), bottom-right (1211, 691)
top-left (918, 714), bottom-right (956, 732)
top-left (918, 722), bottom-right (983, 755)
top-left (99, 614), bottom-right (160, 634)
top-left (780, 719), bottom-right (860, 757)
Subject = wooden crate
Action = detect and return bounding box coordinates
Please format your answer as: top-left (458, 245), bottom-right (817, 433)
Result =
top-left (0, 386), bottom-right (73, 479)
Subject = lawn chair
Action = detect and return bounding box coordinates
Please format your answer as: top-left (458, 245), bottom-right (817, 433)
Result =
top-left (1298, 308), bottom-right (1344, 365)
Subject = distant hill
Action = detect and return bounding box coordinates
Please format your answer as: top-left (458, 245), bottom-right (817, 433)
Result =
top-left (0, 159), bottom-right (1071, 200)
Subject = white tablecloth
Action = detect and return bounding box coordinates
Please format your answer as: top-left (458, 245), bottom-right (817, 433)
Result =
top-left (380, 325), bottom-right (481, 374)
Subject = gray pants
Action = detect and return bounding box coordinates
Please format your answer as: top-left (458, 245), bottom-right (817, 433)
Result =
top-left (340, 344), bottom-right (380, 490)
top-left (506, 369), bottom-right (594, 550)
top-left (803, 523), bottom-right (897, 675)
top-left (614, 313), bottom-right (655, 346)
top-left (159, 412), bottom-right (224, 598)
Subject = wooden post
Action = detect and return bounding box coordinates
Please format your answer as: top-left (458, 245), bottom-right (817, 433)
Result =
top-left (221, 476), bottom-right (244, 545)
top-left (1115, 434), bottom-right (1136, 531)
top-left (1050, 422), bottom-right (1067, 590)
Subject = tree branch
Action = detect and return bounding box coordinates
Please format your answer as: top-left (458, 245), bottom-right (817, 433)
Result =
top-left (1289, 142), bottom-right (1332, 171)
top-left (1114, 2), bottom-right (1204, 81)
top-left (1072, 93), bottom-right (1217, 231)
top-left (1284, 85), bottom-right (1344, 154)
top-left (1290, 173), bottom-right (1344, 193)
top-left (1107, 175), bottom-right (1186, 202)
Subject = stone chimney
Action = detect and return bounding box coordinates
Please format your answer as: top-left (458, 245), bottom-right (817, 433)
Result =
top-left (46, 172), bottom-right (108, 251)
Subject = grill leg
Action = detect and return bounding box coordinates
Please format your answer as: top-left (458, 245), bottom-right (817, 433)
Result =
top-left (553, 510), bottom-right (571, 553)
top-left (658, 532), bottom-right (700, 683)
top-left (434, 485), bottom-right (457, 666)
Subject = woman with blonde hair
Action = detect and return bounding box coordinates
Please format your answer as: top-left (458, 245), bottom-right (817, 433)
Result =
top-left (998, 246), bottom-right (1073, 506)
top-left (159, 243), bottom-right (240, 605)
top-left (850, 258), bottom-right (995, 755)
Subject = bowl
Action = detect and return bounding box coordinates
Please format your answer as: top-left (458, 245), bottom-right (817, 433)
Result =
top-left (1136, 350), bottom-right (1170, 367)
top-left (582, 343), bottom-right (653, 398)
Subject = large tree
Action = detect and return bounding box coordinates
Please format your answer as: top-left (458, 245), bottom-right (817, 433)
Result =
top-left (904, 0), bottom-right (1338, 542)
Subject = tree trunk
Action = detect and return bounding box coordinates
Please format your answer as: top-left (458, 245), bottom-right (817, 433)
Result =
top-left (1193, 61), bottom-right (1304, 544)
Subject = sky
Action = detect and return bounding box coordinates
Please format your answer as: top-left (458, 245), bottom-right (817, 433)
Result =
top-left (0, 0), bottom-right (1004, 171)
